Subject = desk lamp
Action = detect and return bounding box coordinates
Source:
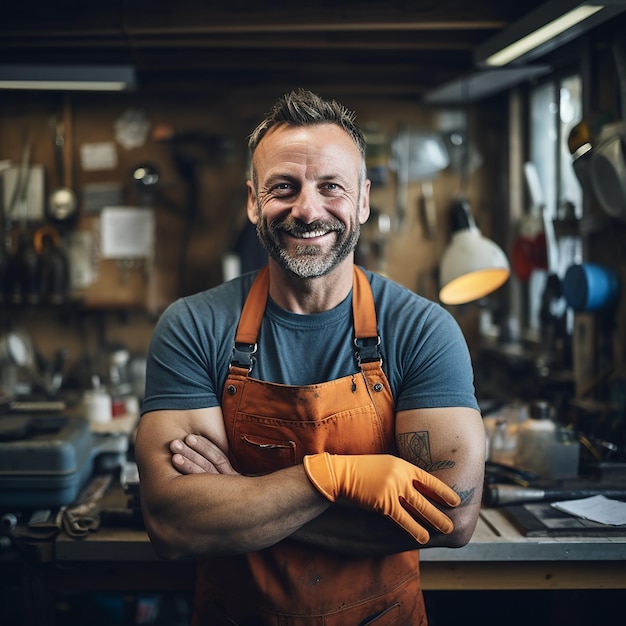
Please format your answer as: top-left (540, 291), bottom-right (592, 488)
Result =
top-left (439, 198), bottom-right (510, 305)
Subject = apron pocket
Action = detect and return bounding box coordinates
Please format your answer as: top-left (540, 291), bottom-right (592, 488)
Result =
top-left (238, 433), bottom-right (297, 473)
top-left (358, 602), bottom-right (401, 626)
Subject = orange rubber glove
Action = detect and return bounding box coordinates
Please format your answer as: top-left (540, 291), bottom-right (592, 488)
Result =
top-left (303, 452), bottom-right (460, 544)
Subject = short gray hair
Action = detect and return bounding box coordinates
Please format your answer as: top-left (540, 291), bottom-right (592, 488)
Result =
top-left (248, 89), bottom-right (367, 168)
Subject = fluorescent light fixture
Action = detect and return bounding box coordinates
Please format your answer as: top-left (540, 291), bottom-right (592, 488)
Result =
top-left (439, 199), bottom-right (510, 305)
top-left (475, 1), bottom-right (626, 67)
top-left (486, 5), bottom-right (602, 66)
top-left (0, 65), bottom-right (136, 91)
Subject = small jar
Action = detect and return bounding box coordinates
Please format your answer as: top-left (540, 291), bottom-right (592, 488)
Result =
top-left (83, 387), bottom-right (112, 425)
top-left (515, 400), bottom-right (556, 479)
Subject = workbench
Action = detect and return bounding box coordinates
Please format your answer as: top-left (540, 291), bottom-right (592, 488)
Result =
top-left (6, 506), bottom-right (626, 626)
top-left (51, 507), bottom-right (626, 591)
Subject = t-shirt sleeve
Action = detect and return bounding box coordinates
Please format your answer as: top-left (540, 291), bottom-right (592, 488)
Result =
top-left (393, 304), bottom-right (479, 413)
top-left (141, 299), bottom-right (221, 414)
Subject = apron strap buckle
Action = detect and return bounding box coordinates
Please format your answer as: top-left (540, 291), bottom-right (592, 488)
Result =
top-left (354, 336), bottom-right (382, 367)
top-left (230, 342), bottom-right (257, 372)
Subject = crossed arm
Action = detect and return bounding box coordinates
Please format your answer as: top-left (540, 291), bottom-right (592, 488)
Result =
top-left (134, 405), bottom-right (485, 560)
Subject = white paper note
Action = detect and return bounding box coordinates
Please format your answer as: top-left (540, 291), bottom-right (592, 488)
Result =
top-left (80, 142), bottom-right (118, 171)
top-left (551, 495), bottom-right (626, 526)
top-left (100, 207), bottom-right (155, 259)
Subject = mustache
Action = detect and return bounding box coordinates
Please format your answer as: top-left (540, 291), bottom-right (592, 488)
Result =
top-left (270, 218), bottom-right (345, 237)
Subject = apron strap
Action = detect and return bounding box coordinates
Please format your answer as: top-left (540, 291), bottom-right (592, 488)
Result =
top-left (230, 265), bottom-right (381, 371)
top-left (352, 266), bottom-right (382, 365)
top-left (229, 266), bottom-right (269, 372)
top-left (352, 266), bottom-right (378, 339)
top-left (236, 266), bottom-right (270, 345)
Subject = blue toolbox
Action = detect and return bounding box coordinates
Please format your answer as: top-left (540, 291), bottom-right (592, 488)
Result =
top-left (0, 414), bottom-right (96, 509)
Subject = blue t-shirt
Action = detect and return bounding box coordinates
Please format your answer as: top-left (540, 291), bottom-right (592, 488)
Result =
top-left (142, 269), bottom-right (479, 414)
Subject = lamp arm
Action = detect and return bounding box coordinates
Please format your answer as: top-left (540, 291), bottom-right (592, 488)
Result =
top-left (450, 198), bottom-right (477, 232)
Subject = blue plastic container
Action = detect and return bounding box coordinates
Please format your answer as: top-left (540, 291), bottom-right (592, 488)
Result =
top-left (562, 263), bottom-right (620, 312)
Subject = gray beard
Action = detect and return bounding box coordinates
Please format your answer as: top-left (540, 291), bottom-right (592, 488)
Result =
top-left (256, 215), bottom-right (360, 279)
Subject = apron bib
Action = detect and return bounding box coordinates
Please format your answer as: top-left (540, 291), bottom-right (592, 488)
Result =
top-left (193, 267), bottom-right (426, 626)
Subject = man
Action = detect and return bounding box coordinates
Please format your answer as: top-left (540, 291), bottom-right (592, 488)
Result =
top-left (135, 89), bottom-right (486, 625)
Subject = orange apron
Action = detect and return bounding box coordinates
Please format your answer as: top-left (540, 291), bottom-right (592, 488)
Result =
top-left (193, 267), bottom-right (426, 626)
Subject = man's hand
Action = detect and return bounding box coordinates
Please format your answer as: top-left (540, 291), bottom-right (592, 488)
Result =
top-left (303, 452), bottom-right (460, 544)
top-left (170, 434), bottom-right (240, 475)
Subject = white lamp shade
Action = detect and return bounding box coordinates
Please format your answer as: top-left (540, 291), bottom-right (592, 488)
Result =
top-left (439, 228), bottom-right (510, 305)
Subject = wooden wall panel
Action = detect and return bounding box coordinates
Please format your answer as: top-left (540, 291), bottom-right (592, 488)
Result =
top-left (1, 90), bottom-right (494, 375)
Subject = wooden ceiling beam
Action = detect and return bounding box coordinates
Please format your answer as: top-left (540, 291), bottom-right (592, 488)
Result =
top-left (1, 0), bottom-right (545, 39)
top-left (0, 0), bottom-right (547, 97)
top-left (0, 35), bottom-right (484, 53)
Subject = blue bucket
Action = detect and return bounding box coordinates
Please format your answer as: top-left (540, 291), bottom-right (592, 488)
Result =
top-left (563, 263), bottom-right (621, 312)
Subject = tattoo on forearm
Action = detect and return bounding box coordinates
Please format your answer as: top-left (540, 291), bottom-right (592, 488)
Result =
top-left (397, 431), bottom-right (475, 506)
top-left (396, 431), bottom-right (454, 472)
top-left (454, 487), bottom-right (475, 507)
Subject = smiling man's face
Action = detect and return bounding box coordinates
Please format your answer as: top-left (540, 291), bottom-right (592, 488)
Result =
top-left (247, 123), bottom-right (370, 279)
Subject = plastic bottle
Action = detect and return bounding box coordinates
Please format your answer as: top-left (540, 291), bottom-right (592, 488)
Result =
top-left (490, 419), bottom-right (518, 466)
top-left (515, 400), bottom-right (556, 479)
top-left (483, 400), bottom-right (526, 465)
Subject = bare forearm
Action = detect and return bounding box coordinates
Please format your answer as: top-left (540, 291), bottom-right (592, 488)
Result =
top-left (291, 504), bottom-right (417, 555)
top-left (143, 418), bottom-right (482, 559)
top-left (291, 500), bottom-right (475, 556)
top-left (141, 465), bottom-right (330, 560)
